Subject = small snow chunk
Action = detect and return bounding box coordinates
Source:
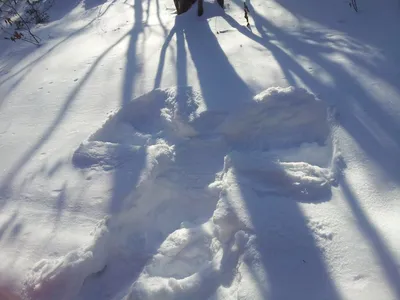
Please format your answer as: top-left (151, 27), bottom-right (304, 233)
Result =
top-left (24, 218), bottom-right (110, 300)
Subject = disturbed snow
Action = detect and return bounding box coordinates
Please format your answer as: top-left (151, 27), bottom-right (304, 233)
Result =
top-left (25, 86), bottom-right (340, 300)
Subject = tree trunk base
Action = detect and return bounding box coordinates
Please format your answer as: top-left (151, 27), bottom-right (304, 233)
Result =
top-left (175, 0), bottom-right (224, 16)
top-left (198, 0), bottom-right (204, 16)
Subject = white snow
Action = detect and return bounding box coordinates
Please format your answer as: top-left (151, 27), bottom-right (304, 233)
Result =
top-left (24, 86), bottom-right (339, 299)
top-left (1, 0), bottom-right (400, 299)
top-left (24, 218), bottom-right (110, 300)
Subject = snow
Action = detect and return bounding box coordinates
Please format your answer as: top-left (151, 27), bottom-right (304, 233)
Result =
top-left (24, 218), bottom-right (110, 300)
top-left (0, 0), bottom-right (400, 299)
top-left (24, 86), bottom-right (338, 299)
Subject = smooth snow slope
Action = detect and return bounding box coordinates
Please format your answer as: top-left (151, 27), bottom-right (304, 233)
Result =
top-left (0, 0), bottom-right (399, 299)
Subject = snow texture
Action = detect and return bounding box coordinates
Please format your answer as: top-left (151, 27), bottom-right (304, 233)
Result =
top-left (24, 86), bottom-right (338, 300)
top-left (2, 0), bottom-right (400, 299)
top-left (24, 218), bottom-right (110, 300)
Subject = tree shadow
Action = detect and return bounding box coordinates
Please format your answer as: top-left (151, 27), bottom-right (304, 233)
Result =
top-left (0, 0), bottom-right (117, 102)
top-left (45, 0), bottom-right (81, 22)
top-left (225, 0), bottom-right (400, 183)
top-left (150, 4), bottom-right (342, 298)
top-left (155, 3), bottom-right (253, 109)
top-left (242, 193), bottom-right (340, 299)
top-left (54, 182), bottom-right (67, 226)
top-left (223, 1), bottom-right (400, 297)
top-left (222, 151), bottom-right (341, 299)
top-left (155, 0), bottom-right (168, 35)
top-left (276, 0), bottom-right (400, 59)
top-left (0, 27), bottom-right (133, 203)
top-left (2, 1), bottom-right (398, 298)
top-left (48, 0), bottom-right (115, 22)
top-left (341, 176), bottom-right (400, 298)
top-left (0, 11), bottom-right (107, 110)
top-left (84, 0), bottom-right (108, 10)
top-left (108, 146), bottom-right (146, 214)
top-left (109, 0), bottom-right (147, 215)
top-left (121, 0), bottom-right (144, 106)
top-left (0, 212), bottom-right (17, 241)
top-left (153, 21), bottom-right (176, 89)
top-left (185, 6), bottom-right (253, 110)
top-left (1, 0), bottom-right (153, 204)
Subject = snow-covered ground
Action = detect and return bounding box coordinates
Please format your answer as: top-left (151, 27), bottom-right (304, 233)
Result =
top-left (0, 0), bottom-right (400, 299)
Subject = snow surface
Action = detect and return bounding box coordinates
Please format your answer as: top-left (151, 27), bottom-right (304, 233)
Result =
top-left (26, 86), bottom-right (340, 300)
top-left (1, 0), bottom-right (400, 299)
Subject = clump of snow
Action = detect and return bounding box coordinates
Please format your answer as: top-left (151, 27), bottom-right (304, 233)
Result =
top-left (24, 218), bottom-right (110, 300)
top-left (219, 87), bottom-right (330, 150)
top-left (87, 87), bottom-right (207, 144)
top-left (221, 151), bottom-right (335, 201)
top-left (125, 221), bottom-right (248, 300)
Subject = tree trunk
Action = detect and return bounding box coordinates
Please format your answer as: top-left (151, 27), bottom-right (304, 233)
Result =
top-left (174, 0), bottom-right (180, 13)
top-left (198, 0), bottom-right (203, 16)
top-left (175, 0), bottom-right (223, 16)
top-left (176, 0), bottom-right (195, 14)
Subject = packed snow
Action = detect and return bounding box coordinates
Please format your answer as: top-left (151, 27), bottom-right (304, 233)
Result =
top-left (0, 0), bottom-right (400, 299)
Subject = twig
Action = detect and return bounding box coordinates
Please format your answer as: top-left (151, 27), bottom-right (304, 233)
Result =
top-left (244, 1), bottom-right (250, 29)
top-left (350, 0), bottom-right (358, 12)
top-left (2, 0), bottom-right (40, 44)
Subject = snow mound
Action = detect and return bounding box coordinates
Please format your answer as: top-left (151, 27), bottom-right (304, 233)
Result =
top-left (219, 87), bottom-right (330, 150)
top-left (83, 87), bottom-right (208, 144)
top-left (73, 86), bottom-right (330, 150)
top-left (26, 86), bottom-right (339, 300)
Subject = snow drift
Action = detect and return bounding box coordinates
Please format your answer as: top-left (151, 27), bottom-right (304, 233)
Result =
top-left (24, 86), bottom-right (339, 300)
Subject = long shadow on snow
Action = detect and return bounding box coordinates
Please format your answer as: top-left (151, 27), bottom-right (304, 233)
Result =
top-left (231, 162), bottom-right (340, 299)
top-left (184, 7), bottom-right (253, 109)
top-left (121, 0), bottom-right (145, 107)
top-left (0, 3), bottom-right (119, 110)
top-left (341, 176), bottom-right (400, 298)
top-left (228, 0), bottom-right (400, 185)
top-left (0, 24), bottom-right (93, 109)
top-left (108, 0), bottom-right (174, 212)
top-left (227, 2), bottom-right (400, 297)
top-left (45, 0), bottom-right (114, 23)
top-left (276, 0), bottom-right (400, 70)
top-left (155, 4), bottom-right (253, 109)
top-left (152, 4), bottom-right (341, 299)
top-left (0, 26), bottom-right (135, 203)
top-left (0, 0), bottom-right (147, 197)
top-left (0, 0), bottom-right (148, 199)
top-left (78, 1), bottom-right (399, 298)
top-left (103, 0), bottom-right (145, 214)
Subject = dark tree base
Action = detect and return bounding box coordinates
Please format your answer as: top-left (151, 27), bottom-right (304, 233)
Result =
top-left (175, 0), bottom-right (224, 16)
top-left (198, 0), bottom-right (204, 16)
